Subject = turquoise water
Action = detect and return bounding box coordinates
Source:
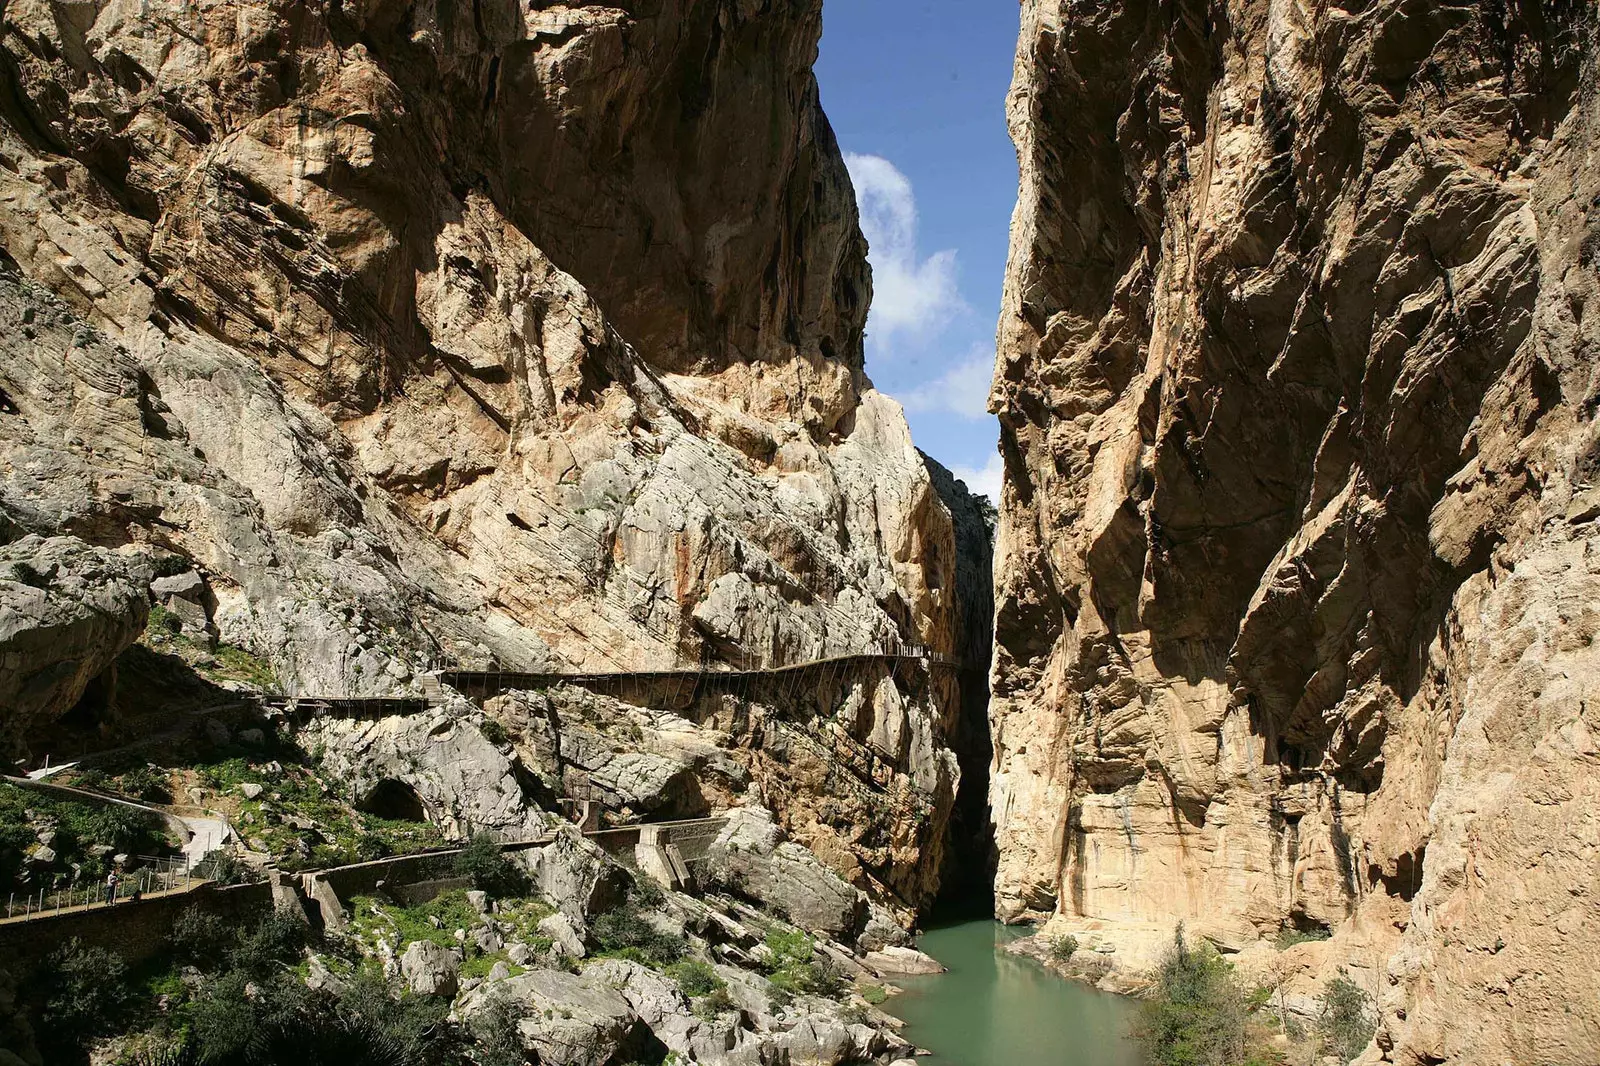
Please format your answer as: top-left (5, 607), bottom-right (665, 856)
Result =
top-left (883, 920), bottom-right (1145, 1066)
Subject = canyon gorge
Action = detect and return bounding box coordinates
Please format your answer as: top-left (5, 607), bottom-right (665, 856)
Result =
top-left (0, 0), bottom-right (1596, 1064)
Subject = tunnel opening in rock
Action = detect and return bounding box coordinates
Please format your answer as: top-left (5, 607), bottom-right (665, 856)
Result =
top-left (357, 778), bottom-right (428, 822)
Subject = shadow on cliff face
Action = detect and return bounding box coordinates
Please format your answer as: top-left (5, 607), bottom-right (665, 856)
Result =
top-left (921, 454), bottom-right (997, 910)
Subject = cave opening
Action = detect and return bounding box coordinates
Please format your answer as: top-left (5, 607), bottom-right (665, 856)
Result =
top-left (357, 778), bottom-right (428, 822)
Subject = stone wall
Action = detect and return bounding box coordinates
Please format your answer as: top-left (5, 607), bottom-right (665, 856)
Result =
top-left (0, 882), bottom-right (270, 969)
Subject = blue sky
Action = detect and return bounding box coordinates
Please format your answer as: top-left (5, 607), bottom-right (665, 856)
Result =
top-left (816, 2), bottom-right (1020, 500)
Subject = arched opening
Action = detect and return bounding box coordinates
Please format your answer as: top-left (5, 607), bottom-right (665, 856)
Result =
top-left (357, 779), bottom-right (427, 822)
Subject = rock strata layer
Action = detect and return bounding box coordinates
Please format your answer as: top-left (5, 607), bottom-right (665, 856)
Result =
top-left (991, 2), bottom-right (1599, 1063)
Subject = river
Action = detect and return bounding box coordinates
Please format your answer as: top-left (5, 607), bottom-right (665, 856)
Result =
top-left (882, 919), bottom-right (1145, 1066)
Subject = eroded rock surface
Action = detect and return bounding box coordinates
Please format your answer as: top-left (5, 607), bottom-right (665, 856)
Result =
top-left (0, 1), bottom-right (988, 910)
top-left (0, 535), bottom-right (150, 754)
top-left (991, 2), bottom-right (1599, 1062)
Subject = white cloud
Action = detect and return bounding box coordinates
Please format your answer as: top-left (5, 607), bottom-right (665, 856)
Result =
top-left (897, 348), bottom-right (995, 420)
top-left (845, 153), bottom-right (965, 356)
top-left (951, 453), bottom-right (1004, 502)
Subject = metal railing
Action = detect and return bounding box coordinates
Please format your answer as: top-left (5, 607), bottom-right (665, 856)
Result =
top-left (4, 854), bottom-right (205, 920)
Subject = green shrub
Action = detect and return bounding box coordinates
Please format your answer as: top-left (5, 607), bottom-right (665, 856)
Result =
top-left (229, 912), bottom-right (310, 978)
top-left (628, 874), bottom-right (665, 910)
top-left (666, 959), bottom-right (724, 998)
top-left (861, 984), bottom-right (888, 1006)
top-left (478, 719), bottom-right (509, 746)
top-left (120, 766), bottom-right (173, 803)
top-left (696, 986), bottom-right (736, 1020)
top-left (170, 905), bottom-right (231, 966)
top-left (760, 929), bottom-right (846, 1002)
top-left (454, 834), bottom-right (528, 898)
top-left (1049, 934), bottom-right (1079, 962)
top-left (1319, 971), bottom-right (1375, 1064)
top-left (39, 939), bottom-right (134, 1054)
top-left (1136, 927), bottom-right (1258, 1066)
top-left (195, 851), bottom-right (246, 886)
top-left (592, 906), bottom-right (686, 968)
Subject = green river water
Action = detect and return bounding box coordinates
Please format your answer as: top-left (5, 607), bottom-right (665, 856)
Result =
top-left (882, 920), bottom-right (1145, 1066)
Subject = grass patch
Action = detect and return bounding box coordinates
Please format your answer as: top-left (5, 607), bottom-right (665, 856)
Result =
top-left (761, 927), bottom-right (846, 1003)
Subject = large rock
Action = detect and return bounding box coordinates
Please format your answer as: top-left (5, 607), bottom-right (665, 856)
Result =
top-left (990, 2), bottom-right (1600, 1063)
top-left (300, 704), bottom-right (547, 840)
top-left (458, 968), bottom-right (653, 1066)
top-left (399, 940), bottom-right (460, 998)
top-left (525, 827), bottom-right (629, 931)
top-left (700, 807), bottom-right (865, 940)
top-left (0, 536), bottom-right (149, 756)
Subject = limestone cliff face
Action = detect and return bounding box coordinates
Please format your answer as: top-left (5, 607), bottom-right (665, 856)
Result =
top-left (0, 1), bottom-right (980, 911)
top-left (991, 1), bottom-right (1599, 1061)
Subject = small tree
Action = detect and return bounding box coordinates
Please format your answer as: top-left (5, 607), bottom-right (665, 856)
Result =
top-left (1135, 926), bottom-right (1249, 1066)
top-left (1319, 970), bottom-right (1376, 1064)
top-left (39, 939), bottom-right (133, 1054)
top-left (455, 834), bottom-right (528, 898)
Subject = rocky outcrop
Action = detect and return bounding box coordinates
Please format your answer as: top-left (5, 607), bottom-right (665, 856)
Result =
top-left (0, 535), bottom-right (150, 756)
top-left (700, 806), bottom-right (866, 941)
top-left (991, 1), bottom-right (1599, 1062)
top-left (299, 702), bottom-right (548, 840)
top-left (0, 1), bottom-right (987, 910)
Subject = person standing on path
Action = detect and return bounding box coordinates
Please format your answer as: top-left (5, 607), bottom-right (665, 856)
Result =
top-left (104, 870), bottom-right (119, 906)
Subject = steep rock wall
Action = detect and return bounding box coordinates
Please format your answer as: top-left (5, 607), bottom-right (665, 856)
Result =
top-left (0, 1), bottom-right (984, 911)
top-left (991, 0), bottom-right (1598, 1060)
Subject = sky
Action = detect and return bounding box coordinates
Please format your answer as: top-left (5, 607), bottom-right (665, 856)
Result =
top-left (816, 2), bottom-right (1021, 501)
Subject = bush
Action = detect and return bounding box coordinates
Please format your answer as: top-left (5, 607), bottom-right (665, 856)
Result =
top-left (229, 912), bottom-right (310, 978)
top-left (861, 984), bottom-right (888, 1006)
top-left (1275, 923), bottom-right (1332, 950)
top-left (454, 834), bottom-right (528, 899)
top-left (195, 851), bottom-right (246, 886)
top-left (1136, 927), bottom-right (1254, 1066)
top-left (1049, 934), bottom-right (1079, 962)
top-left (335, 970), bottom-right (451, 1062)
top-left (592, 906), bottom-right (686, 967)
top-left (1319, 971), bottom-right (1375, 1064)
top-left (666, 959), bottom-right (724, 998)
top-left (170, 906), bottom-right (231, 966)
top-left (39, 939), bottom-right (134, 1054)
top-left (761, 928), bottom-right (846, 1002)
top-left (696, 986), bottom-right (736, 1020)
top-left (120, 766), bottom-right (173, 803)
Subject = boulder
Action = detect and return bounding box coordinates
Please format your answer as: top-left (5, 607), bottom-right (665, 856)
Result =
top-left (700, 808), bottom-right (865, 940)
top-left (458, 969), bottom-right (649, 1066)
top-left (400, 940), bottom-right (460, 997)
top-left (537, 912), bottom-right (587, 959)
top-left (526, 827), bottom-right (629, 930)
top-left (299, 705), bottom-right (547, 839)
top-left (863, 946), bottom-right (944, 976)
